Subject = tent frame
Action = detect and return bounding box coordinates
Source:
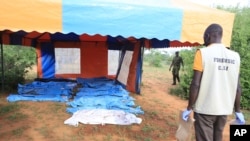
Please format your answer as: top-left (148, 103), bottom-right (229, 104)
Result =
top-left (0, 30), bottom-right (201, 94)
top-left (0, 33), bottom-right (4, 92)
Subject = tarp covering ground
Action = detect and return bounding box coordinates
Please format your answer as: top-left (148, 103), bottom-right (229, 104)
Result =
top-left (66, 77), bottom-right (144, 115)
top-left (7, 80), bottom-right (76, 102)
top-left (6, 77), bottom-right (144, 125)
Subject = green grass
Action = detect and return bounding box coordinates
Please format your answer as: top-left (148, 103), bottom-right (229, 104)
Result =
top-left (142, 124), bottom-right (155, 133)
top-left (146, 111), bottom-right (158, 119)
top-left (8, 112), bottom-right (28, 121)
top-left (0, 103), bottom-right (20, 115)
top-left (12, 126), bottom-right (29, 137)
top-left (103, 134), bottom-right (112, 141)
top-left (0, 103), bottom-right (29, 122)
top-left (143, 138), bottom-right (152, 141)
top-left (35, 126), bottom-right (50, 138)
top-left (169, 86), bottom-right (188, 100)
top-left (51, 103), bottom-right (65, 112)
top-left (240, 110), bottom-right (250, 124)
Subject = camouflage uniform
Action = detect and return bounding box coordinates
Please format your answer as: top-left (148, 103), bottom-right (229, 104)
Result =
top-left (170, 56), bottom-right (183, 85)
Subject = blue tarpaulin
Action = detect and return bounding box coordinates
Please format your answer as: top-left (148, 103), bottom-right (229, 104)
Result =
top-left (6, 77), bottom-right (144, 115)
top-left (66, 78), bottom-right (144, 114)
top-left (7, 81), bottom-right (76, 102)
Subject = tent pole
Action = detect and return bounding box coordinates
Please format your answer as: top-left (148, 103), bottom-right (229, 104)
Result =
top-left (136, 40), bottom-right (145, 94)
top-left (0, 32), bottom-right (4, 93)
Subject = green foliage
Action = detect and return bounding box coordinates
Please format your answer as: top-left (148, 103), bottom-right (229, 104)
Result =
top-left (0, 103), bottom-right (20, 115)
top-left (169, 86), bottom-right (187, 99)
top-left (144, 49), bottom-right (170, 67)
top-left (169, 48), bottom-right (200, 99)
top-left (144, 48), bottom-right (195, 105)
top-left (179, 49), bottom-right (197, 96)
top-left (1, 45), bottom-right (36, 90)
top-left (225, 7), bottom-right (250, 109)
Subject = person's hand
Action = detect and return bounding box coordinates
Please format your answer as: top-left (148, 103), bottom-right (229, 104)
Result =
top-left (182, 109), bottom-right (192, 121)
top-left (235, 112), bottom-right (245, 124)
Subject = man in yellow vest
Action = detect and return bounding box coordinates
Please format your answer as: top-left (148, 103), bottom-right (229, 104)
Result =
top-left (182, 23), bottom-right (245, 141)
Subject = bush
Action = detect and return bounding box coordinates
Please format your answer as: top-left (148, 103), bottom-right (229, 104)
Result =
top-left (144, 49), bottom-right (170, 67)
top-left (227, 7), bottom-right (250, 109)
top-left (0, 45), bottom-right (36, 91)
top-left (169, 48), bottom-right (199, 99)
top-left (169, 85), bottom-right (187, 99)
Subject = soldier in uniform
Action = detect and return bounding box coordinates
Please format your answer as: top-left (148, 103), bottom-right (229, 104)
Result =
top-left (169, 51), bottom-right (184, 85)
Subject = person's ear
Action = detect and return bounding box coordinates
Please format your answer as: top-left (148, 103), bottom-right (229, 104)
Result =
top-left (205, 33), bottom-right (209, 39)
top-left (203, 33), bottom-right (210, 46)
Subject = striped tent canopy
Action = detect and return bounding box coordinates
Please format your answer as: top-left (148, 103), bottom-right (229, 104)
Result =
top-left (0, 0), bottom-right (235, 47)
top-left (0, 0), bottom-right (235, 93)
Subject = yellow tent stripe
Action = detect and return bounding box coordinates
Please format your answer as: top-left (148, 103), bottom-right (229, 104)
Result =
top-left (182, 9), bottom-right (235, 47)
top-left (172, 0), bottom-right (235, 47)
top-left (0, 0), bottom-right (62, 33)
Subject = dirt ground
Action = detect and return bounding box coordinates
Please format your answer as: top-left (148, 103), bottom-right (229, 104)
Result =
top-left (0, 65), bottom-right (231, 141)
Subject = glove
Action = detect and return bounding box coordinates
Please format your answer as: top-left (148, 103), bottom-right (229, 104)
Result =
top-left (182, 109), bottom-right (192, 121)
top-left (235, 112), bottom-right (245, 124)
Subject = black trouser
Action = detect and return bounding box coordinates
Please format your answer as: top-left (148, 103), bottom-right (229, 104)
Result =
top-left (172, 67), bottom-right (180, 84)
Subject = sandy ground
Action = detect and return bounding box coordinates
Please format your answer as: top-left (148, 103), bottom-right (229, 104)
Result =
top-left (0, 65), bottom-right (231, 141)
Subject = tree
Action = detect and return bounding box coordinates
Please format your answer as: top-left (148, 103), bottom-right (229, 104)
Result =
top-left (144, 49), bottom-right (170, 67)
top-left (229, 7), bottom-right (250, 109)
top-left (1, 45), bottom-right (36, 91)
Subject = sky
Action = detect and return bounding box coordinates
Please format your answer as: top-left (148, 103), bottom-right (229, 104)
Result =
top-left (189, 0), bottom-right (250, 8)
